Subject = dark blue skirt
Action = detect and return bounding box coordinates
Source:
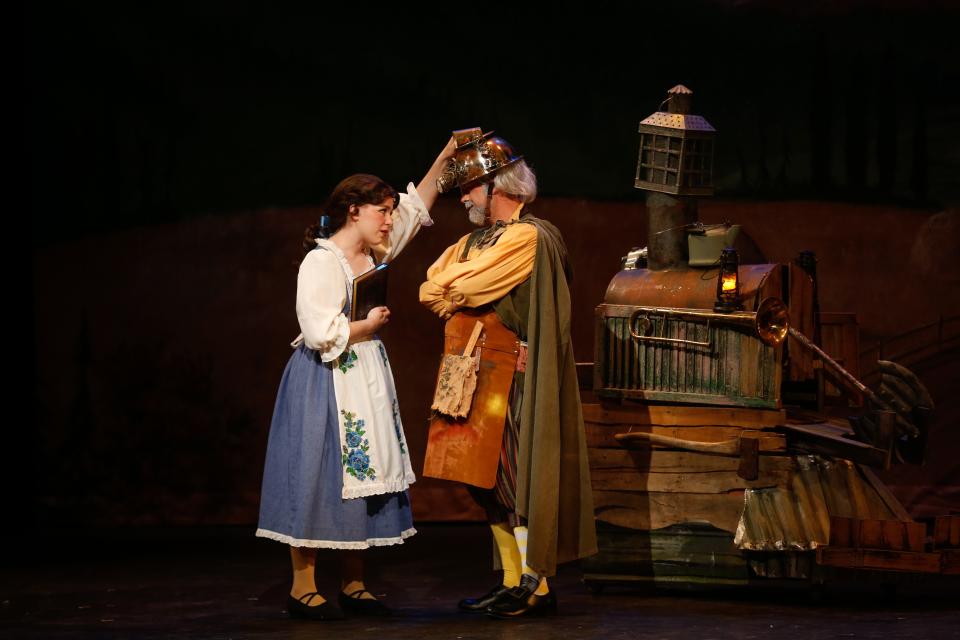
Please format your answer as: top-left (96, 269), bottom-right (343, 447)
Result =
top-left (256, 346), bottom-right (415, 548)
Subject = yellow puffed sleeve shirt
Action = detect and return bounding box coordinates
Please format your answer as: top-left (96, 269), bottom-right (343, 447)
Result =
top-left (420, 204), bottom-right (537, 319)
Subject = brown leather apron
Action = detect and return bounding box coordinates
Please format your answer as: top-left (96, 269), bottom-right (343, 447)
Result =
top-left (423, 309), bottom-right (520, 489)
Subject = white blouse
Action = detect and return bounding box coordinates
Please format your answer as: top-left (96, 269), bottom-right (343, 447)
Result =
top-left (292, 182), bottom-right (432, 360)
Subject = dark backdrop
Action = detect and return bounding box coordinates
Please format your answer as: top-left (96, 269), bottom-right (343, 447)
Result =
top-left (15, 1), bottom-right (960, 537)
top-left (24, 0), bottom-right (960, 238)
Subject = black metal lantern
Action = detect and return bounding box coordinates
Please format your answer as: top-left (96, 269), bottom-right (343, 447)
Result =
top-left (714, 247), bottom-right (743, 312)
top-left (635, 85), bottom-right (716, 196)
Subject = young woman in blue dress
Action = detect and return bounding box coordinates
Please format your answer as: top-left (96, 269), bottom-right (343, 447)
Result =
top-left (257, 138), bottom-right (456, 620)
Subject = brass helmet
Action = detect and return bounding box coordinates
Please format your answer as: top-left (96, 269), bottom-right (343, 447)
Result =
top-left (436, 127), bottom-right (524, 194)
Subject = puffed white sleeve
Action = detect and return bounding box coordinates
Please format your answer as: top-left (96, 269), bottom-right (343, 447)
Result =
top-left (294, 249), bottom-right (350, 361)
top-left (373, 182), bottom-right (433, 264)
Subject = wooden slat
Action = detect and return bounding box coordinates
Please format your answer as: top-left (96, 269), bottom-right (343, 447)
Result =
top-left (857, 465), bottom-right (913, 522)
top-left (724, 330), bottom-right (740, 397)
top-left (816, 547), bottom-right (942, 574)
top-left (787, 264), bottom-right (816, 381)
top-left (934, 516), bottom-right (952, 549)
top-left (830, 516), bottom-right (854, 547)
top-left (797, 264), bottom-right (815, 375)
top-left (593, 489), bottom-right (746, 533)
top-left (598, 388), bottom-right (780, 408)
top-left (819, 311), bottom-right (861, 404)
top-left (582, 403), bottom-right (785, 428)
top-left (859, 519), bottom-right (884, 549)
top-left (933, 515), bottom-right (960, 549)
top-left (593, 308), bottom-right (606, 393)
top-left (576, 362), bottom-right (593, 392)
top-left (942, 549), bottom-right (960, 575)
top-left (588, 447), bottom-right (796, 474)
top-left (585, 424), bottom-right (786, 450)
top-left (881, 520), bottom-right (906, 551)
top-left (845, 463), bottom-right (874, 520)
top-left (589, 468), bottom-right (789, 493)
top-left (738, 436), bottom-right (760, 480)
top-left (905, 522), bottom-right (926, 553)
top-left (787, 265), bottom-right (803, 380)
top-left (740, 332), bottom-right (760, 399)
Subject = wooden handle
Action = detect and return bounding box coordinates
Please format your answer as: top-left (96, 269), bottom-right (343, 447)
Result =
top-left (615, 431), bottom-right (740, 455)
top-left (463, 321), bottom-right (484, 356)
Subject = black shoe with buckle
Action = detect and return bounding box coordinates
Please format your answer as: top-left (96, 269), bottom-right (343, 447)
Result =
top-left (338, 589), bottom-right (392, 617)
top-left (457, 584), bottom-right (511, 612)
top-left (287, 592), bottom-right (346, 621)
top-left (486, 574), bottom-right (557, 619)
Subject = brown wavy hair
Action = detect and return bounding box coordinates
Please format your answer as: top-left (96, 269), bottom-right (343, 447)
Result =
top-left (303, 174), bottom-right (399, 255)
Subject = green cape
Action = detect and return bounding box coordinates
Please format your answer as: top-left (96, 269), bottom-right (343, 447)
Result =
top-left (493, 214), bottom-right (598, 576)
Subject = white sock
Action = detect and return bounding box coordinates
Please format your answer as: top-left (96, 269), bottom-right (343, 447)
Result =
top-left (513, 526), bottom-right (549, 594)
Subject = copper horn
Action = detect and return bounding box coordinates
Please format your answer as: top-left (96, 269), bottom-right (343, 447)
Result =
top-left (628, 297), bottom-right (790, 348)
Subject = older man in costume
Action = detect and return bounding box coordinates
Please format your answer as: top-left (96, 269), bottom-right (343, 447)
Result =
top-left (419, 129), bottom-right (596, 618)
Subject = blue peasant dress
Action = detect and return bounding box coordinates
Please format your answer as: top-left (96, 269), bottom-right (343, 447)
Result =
top-left (256, 184), bottom-right (429, 549)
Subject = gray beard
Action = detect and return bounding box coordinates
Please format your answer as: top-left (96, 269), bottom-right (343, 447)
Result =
top-left (465, 201), bottom-right (488, 226)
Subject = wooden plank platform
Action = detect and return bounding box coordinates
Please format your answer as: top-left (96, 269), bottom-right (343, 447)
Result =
top-left (583, 403), bottom-right (785, 428)
top-left (817, 547), bottom-right (942, 574)
top-left (934, 515), bottom-right (960, 549)
top-left (581, 522), bottom-right (749, 584)
top-left (581, 573), bottom-right (750, 588)
top-left (828, 516), bottom-right (925, 552)
top-left (588, 448), bottom-right (796, 474)
top-left (590, 468), bottom-right (789, 493)
top-left (593, 489), bottom-right (747, 533)
top-left (942, 549), bottom-right (960, 575)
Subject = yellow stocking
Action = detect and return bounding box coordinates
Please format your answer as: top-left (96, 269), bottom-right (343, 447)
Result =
top-left (491, 523), bottom-right (522, 588)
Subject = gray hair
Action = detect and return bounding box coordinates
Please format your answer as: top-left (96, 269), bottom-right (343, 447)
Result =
top-left (493, 160), bottom-right (537, 204)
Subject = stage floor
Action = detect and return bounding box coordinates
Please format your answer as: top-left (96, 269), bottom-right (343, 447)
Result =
top-left (2, 523), bottom-right (958, 639)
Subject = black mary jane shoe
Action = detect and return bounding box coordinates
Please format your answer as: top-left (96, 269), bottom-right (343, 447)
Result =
top-left (486, 575), bottom-right (557, 619)
top-left (287, 592), bottom-right (346, 621)
top-left (457, 584), bottom-right (511, 612)
top-left (338, 589), bottom-right (392, 617)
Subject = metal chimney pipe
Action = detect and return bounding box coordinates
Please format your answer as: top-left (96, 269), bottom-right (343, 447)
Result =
top-left (646, 192), bottom-right (697, 270)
